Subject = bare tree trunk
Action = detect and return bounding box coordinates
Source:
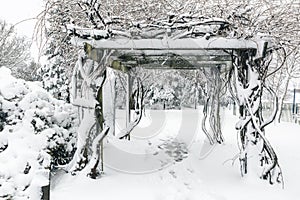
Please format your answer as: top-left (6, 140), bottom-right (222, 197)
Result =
top-left (119, 78), bottom-right (144, 139)
top-left (276, 76), bottom-right (290, 123)
top-left (200, 67), bottom-right (224, 144)
top-left (209, 67), bottom-right (224, 143)
top-left (233, 50), bottom-right (283, 185)
top-left (201, 96), bottom-right (214, 144)
top-left (87, 127), bottom-right (110, 178)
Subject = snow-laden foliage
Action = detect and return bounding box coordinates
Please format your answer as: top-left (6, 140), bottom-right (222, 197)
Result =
top-left (0, 67), bottom-right (78, 199)
top-left (38, 55), bottom-right (70, 101)
top-left (149, 86), bottom-right (178, 109)
top-left (34, 0), bottom-right (79, 102)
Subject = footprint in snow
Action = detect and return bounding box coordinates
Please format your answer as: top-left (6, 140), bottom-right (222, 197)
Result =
top-left (158, 139), bottom-right (189, 163)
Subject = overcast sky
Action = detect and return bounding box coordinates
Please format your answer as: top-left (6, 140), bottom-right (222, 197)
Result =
top-left (0, 0), bottom-right (43, 38)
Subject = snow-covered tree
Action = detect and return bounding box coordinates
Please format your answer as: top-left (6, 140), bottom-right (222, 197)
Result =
top-left (266, 47), bottom-right (300, 122)
top-left (35, 0), bottom-right (82, 101)
top-left (12, 60), bottom-right (40, 81)
top-left (39, 56), bottom-right (70, 101)
top-left (149, 85), bottom-right (178, 109)
top-left (0, 20), bottom-right (30, 71)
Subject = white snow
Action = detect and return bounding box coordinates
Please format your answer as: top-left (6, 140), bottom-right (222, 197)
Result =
top-left (51, 108), bottom-right (300, 200)
top-left (0, 66), bottom-right (77, 199)
top-left (72, 37), bottom-right (258, 51)
top-left (1, 68), bottom-right (299, 199)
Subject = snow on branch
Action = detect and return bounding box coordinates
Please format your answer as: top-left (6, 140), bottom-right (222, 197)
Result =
top-left (66, 15), bottom-right (231, 41)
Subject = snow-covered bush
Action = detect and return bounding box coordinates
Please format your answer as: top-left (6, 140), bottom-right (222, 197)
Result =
top-left (149, 86), bottom-right (179, 109)
top-left (38, 55), bottom-right (70, 102)
top-left (0, 66), bottom-right (78, 199)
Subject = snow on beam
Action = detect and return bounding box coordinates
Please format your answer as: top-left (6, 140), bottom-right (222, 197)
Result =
top-left (71, 37), bottom-right (258, 51)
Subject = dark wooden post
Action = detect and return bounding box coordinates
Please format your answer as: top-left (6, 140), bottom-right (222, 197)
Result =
top-left (126, 72), bottom-right (132, 140)
top-left (96, 69), bottom-right (106, 172)
top-left (292, 88), bottom-right (296, 115)
top-left (41, 170), bottom-right (50, 200)
top-left (233, 101), bottom-right (236, 115)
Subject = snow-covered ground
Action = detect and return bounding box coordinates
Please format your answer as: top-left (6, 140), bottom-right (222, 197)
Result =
top-left (51, 108), bottom-right (300, 200)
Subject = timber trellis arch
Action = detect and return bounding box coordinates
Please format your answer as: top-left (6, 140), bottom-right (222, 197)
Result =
top-left (66, 16), bottom-right (283, 185)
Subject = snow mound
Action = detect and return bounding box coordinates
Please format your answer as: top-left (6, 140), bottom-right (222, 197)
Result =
top-left (0, 67), bottom-right (78, 199)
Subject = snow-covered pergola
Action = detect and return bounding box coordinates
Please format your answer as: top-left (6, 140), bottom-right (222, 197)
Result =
top-left (67, 16), bottom-right (282, 186)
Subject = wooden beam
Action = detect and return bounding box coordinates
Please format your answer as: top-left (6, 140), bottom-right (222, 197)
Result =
top-left (81, 38), bottom-right (258, 51)
top-left (117, 54), bottom-right (232, 62)
top-left (108, 54), bottom-right (232, 70)
top-left (84, 43), bottom-right (104, 62)
top-left (110, 60), bottom-right (130, 72)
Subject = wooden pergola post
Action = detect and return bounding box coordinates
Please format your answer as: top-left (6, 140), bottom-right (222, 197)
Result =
top-left (126, 72), bottom-right (132, 140)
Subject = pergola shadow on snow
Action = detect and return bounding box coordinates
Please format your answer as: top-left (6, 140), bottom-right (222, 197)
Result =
top-left (66, 17), bottom-right (283, 186)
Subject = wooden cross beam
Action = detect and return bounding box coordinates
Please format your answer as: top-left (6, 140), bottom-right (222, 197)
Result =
top-left (81, 37), bottom-right (264, 72)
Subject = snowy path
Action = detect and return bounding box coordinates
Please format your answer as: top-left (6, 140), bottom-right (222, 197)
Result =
top-left (51, 109), bottom-right (300, 200)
